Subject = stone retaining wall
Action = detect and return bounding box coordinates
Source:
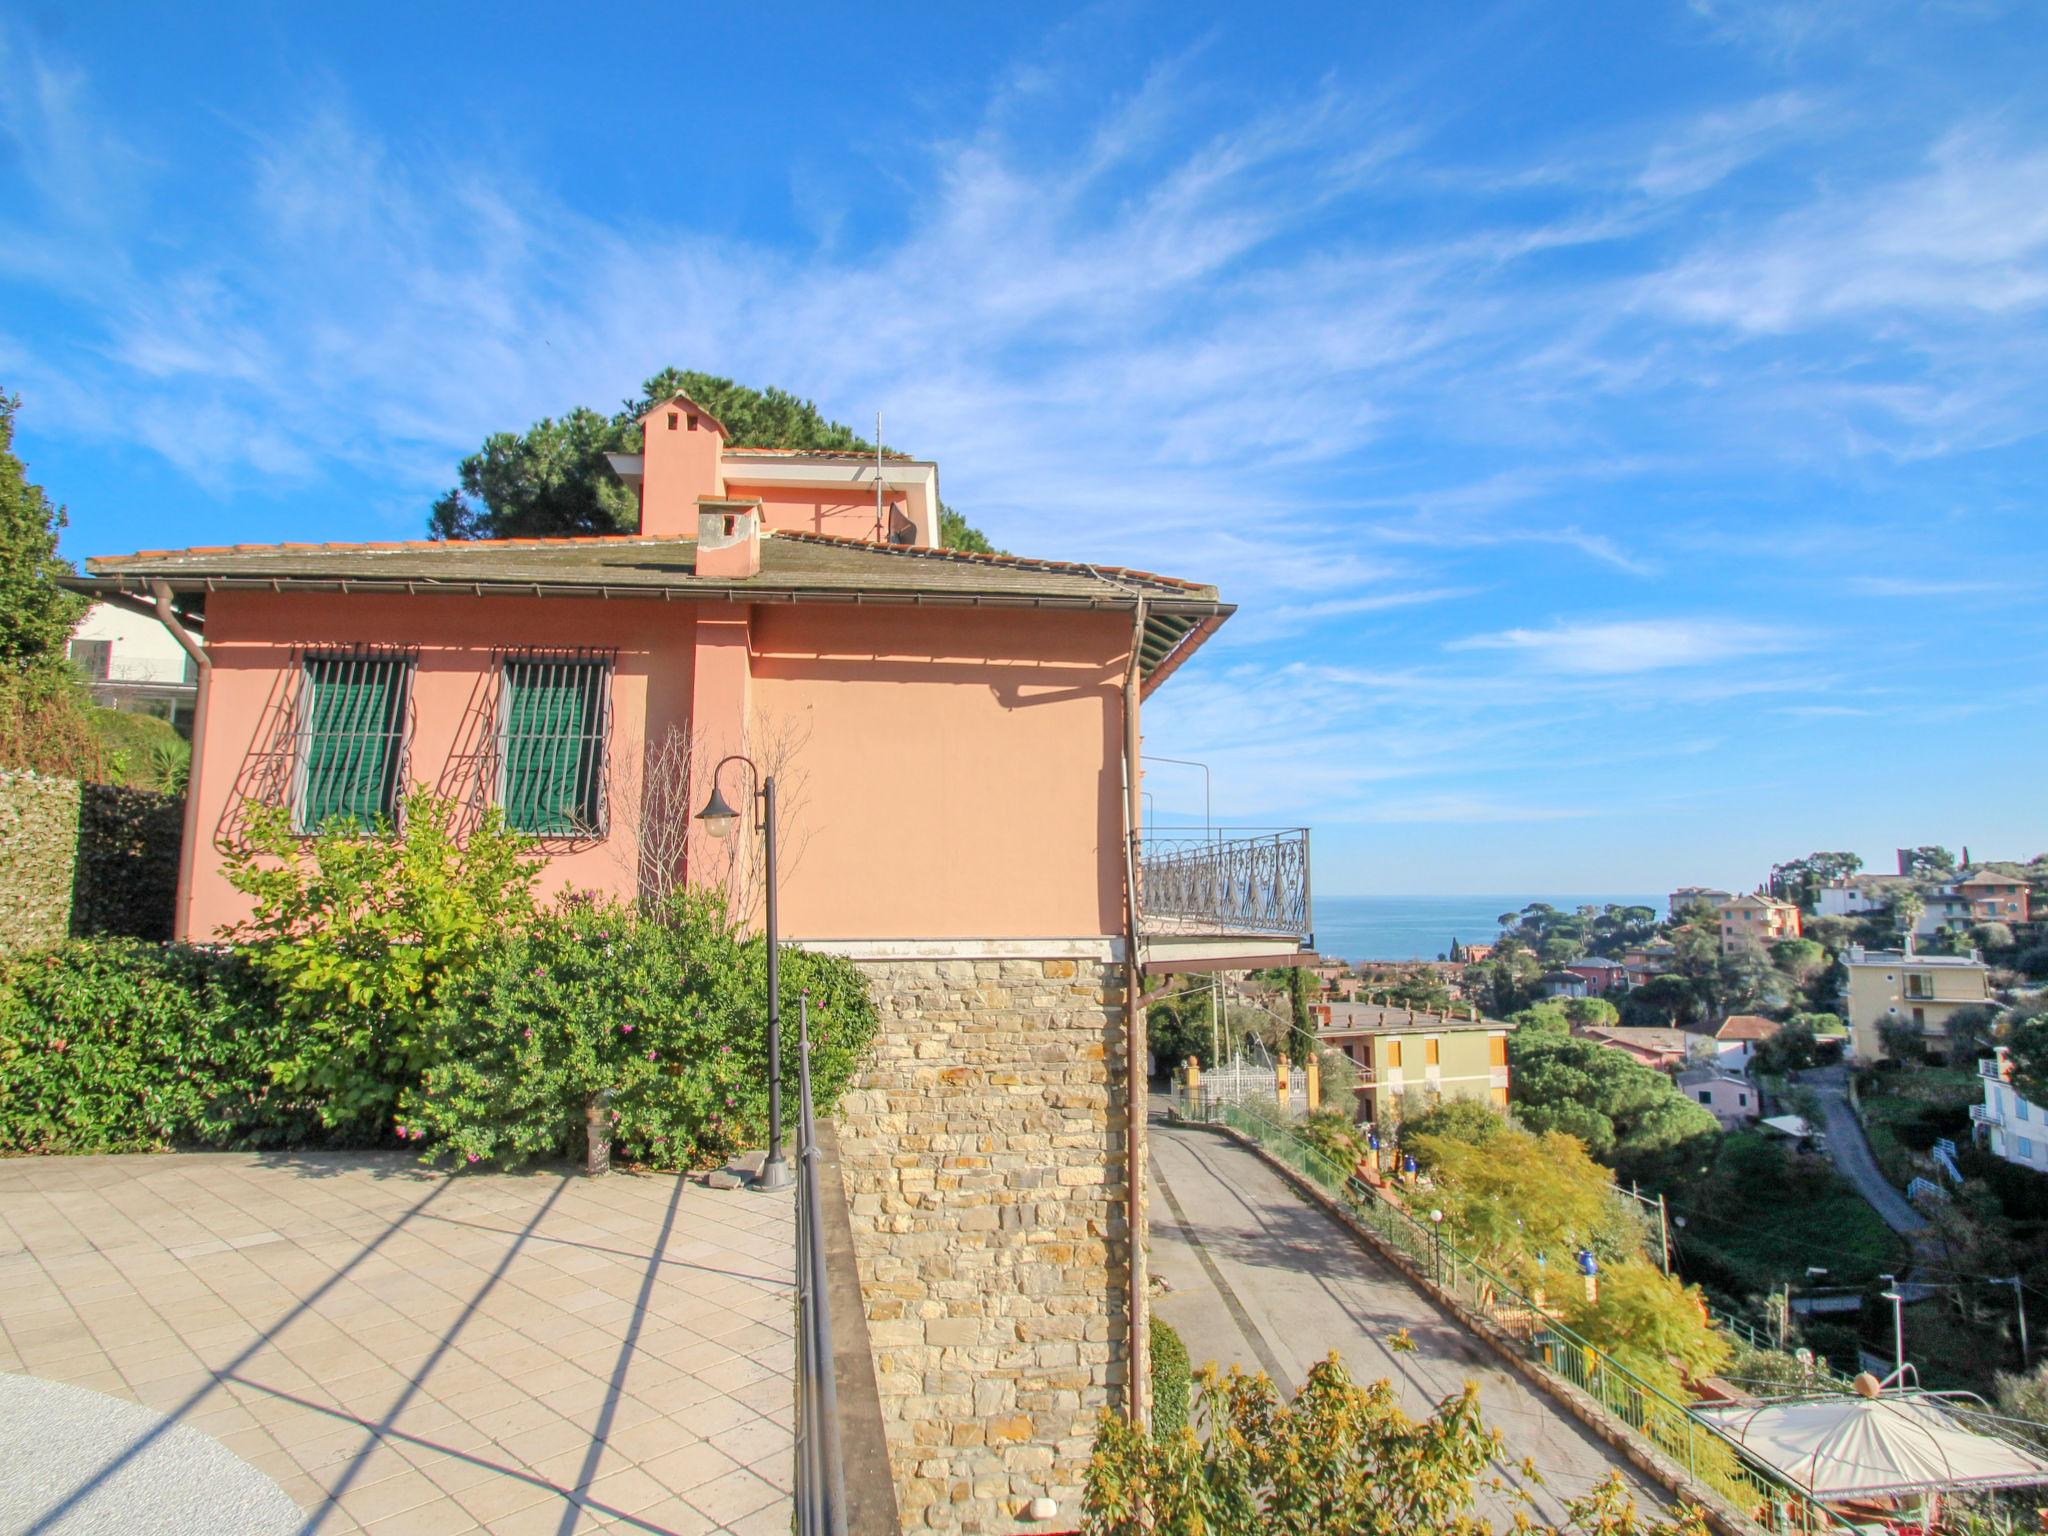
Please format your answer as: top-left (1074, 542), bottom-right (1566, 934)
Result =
top-left (833, 952), bottom-right (1130, 1533)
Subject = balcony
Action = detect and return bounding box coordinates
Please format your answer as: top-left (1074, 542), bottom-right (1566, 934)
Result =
top-left (1137, 827), bottom-right (1313, 971)
top-left (1980, 1057), bottom-right (2007, 1081)
top-left (1971, 1103), bottom-right (2004, 1126)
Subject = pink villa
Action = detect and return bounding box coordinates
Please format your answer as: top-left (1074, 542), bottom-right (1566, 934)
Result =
top-left (71, 394), bottom-right (1315, 1531)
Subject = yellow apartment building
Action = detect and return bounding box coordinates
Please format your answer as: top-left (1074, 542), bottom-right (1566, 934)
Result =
top-left (1841, 945), bottom-right (1991, 1063)
top-left (1315, 1002), bottom-right (1509, 1127)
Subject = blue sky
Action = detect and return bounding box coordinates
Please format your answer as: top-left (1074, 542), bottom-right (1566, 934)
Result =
top-left (4, 1), bottom-right (2044, 895)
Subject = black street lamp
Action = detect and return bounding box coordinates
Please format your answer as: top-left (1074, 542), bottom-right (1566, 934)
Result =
top-left (696, 754), bottom-right (790, 1191)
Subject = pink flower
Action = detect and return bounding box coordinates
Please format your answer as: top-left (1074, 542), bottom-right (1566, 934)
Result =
top-left (523, 1028), bottom-right (533, 1039)
top-left (646, 1050), bottom-right (658, 1061)
top-left (466, 1152), bottom-right (479, 1164)
top-left (620, 1023), bottom-right (634, 1034)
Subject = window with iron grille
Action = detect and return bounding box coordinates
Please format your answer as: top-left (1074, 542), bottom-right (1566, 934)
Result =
top-left (296, 653), bottom-right (413, 831)
top-left (498, 656), bottom-right (611, 836)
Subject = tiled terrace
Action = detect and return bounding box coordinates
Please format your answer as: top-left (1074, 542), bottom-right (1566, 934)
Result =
top-left (0, 1151), bottom-right (796, 1534)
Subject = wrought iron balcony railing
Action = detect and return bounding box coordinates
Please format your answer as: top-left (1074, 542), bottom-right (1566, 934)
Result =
top-left (1138, 827), bottom-right (1312, 942)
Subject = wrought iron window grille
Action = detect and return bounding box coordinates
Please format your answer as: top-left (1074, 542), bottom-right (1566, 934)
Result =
top-left (290, 647), bottom-right (419, 834)
top-left (492, 649), bottom-right (616, 840)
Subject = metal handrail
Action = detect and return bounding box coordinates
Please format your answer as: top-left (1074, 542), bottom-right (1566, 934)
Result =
top-left (794, 994), bottom-right (847, 1536)
top-left (1139, 827), bottom-right (1313, 939)
top-left (1181, 1097), bottom-right (1866, 1534)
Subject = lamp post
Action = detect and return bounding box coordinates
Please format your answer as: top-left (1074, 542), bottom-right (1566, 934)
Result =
top-left (1145, 755), bottom-right (1212, 843)
top-left (1429, 1209), bottom-right (1444, 1284)
top-left (1880, 1274), bottom-right (1906, 1386)
top-left (696, 754), bottom-right (790, 1191)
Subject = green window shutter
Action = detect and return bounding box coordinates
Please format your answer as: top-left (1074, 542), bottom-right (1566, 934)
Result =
top-left (299, 656), bottom-right (407, 831)
top-left (500, 659), bottom-right (607, 835)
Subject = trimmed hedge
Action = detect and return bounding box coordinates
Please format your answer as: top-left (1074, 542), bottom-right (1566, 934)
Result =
top-left (1151, 1319), bottom-right (1190, 1439)
top-left (0, 903), bottom-right (881, 1170)
top-left (74, 782), bottom-right (183, 940)
top-left (0, 771), bottom-right (182, 954)
top-left (0, 940), bottom-right (318, 1154)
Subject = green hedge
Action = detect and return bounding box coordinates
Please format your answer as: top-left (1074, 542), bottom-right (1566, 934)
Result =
top-left (0, 903), bottom-right (879, 1170)
top-left (0, 940), bottom-right (318, 1154)
top-left (1151, 1318), bottom-right (1190, 1439)
top-left (0, 771), bottom-right (182, 954)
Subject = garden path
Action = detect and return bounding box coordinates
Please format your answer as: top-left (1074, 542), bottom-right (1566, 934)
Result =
top-left (0, 1151), bottom-right (793, 1534)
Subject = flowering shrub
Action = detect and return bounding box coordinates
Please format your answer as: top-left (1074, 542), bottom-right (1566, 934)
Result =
top-left (394, 892), bottom-right (877, 1171)
top-left (1084, 1352), bottom-right (1708, 1536)
top-left (221, 791), bottom-right (542, 1137)
top-left (0, 940), bottom-right (314, 1153)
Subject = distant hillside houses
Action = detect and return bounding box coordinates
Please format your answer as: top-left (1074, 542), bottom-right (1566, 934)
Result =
top-left (1818, 870), bottom-right (2030, 934)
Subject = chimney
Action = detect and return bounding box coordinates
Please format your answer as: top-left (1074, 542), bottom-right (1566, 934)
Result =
top-left (696, 499), bottom-right (762, 579)
top-left (638, 394), bottom-right (727, 537)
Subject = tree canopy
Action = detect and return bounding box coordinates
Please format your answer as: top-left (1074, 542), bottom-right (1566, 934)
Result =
top-left (429, 368), bottom-right (996, 551)
top-left (1508, 1028), bottom-right (1717, 1172)
top-left (0, 392), bottom-right (83, 679)
top-left (1767, 851), bottom-right (1862, 911)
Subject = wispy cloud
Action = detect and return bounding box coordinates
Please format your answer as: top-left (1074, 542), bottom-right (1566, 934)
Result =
top-left (1640, 127), bottom-right (2048, 333)
top-left (1841, 574), bottom-right (2030, 598)
top-left (1448, 618), bottom-right (1801, 674)
top-left (4, 15), bottom-right (2044, 866)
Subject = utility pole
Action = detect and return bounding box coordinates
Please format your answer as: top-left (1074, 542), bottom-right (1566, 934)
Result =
top-left (1998, 1276), bottom-right (2030, 1367)
top-left (1658, 1192), bottom-right (1671, 1276)
top-left (1211, 971), bottom-right (1222, 1069)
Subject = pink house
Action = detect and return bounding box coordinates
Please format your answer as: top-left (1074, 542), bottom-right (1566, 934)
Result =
top-left (73, 393), bottom-right (1316, 1529)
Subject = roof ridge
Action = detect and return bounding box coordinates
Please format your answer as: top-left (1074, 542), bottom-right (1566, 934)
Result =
top-left (725, 446), bottom-right (923, 461)
top-left (91, 531), bottom-right (699, 566)
top-left (772, 528), bottom-right (1207, 592)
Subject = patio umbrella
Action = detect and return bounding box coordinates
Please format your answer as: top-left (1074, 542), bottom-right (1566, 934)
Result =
top-left (1693, 1394), bottom-right (2048, 1500)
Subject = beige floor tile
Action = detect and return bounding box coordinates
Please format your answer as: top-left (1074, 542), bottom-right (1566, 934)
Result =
top-left (683, 1467), bottom-right (782, 1525)
top-left (1, 1154), bottom-right (795, 1536)
top-left (638, 1440), bottom-right (744, 1496)
top-left (622, 1496), bottom-right (717, 1536)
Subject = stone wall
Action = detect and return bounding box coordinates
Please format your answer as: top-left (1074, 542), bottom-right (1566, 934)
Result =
top-left (833, 952), bottom-right (1131, 1533)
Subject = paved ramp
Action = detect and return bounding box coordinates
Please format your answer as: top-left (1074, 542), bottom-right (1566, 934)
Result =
top-left (1150, 1120), bottom-right (1667, 1528)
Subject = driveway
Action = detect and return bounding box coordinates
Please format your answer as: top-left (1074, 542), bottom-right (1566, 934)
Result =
top-left (0, 1152), bottom-right (795, 1535)
top-left (1148, 1120), bottom-right (1666, 1528)
top-left (1806, 1066), bottom-right (1928, 1237)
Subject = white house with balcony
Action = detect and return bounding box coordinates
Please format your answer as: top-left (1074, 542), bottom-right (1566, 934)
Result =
top-left (66, 600), bottom-right (200, 732)
top-left (1975, 1048), bottom-right (2048, 1175)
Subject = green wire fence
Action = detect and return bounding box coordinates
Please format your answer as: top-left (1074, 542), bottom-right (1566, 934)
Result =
top-left (1179, 1097), bottom-right (1866, 1535)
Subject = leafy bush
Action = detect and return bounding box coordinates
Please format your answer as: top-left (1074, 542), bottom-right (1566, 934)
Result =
top-left (1150, 1320), bottom-right (1189, 1439)
top-left (222, 791), bottom-right (543, 1136)
top-left (395, 892), bottom-right (877, 1171)
top-left (1564, 1259), bottom-right (1729, 1401)
top-left (0, 939), bottom-right (313, 1153)
top-left (1085, 1353), bottom-right (1705, 1536)
top-left (1294, 1108), bottom-right (1365, 1170)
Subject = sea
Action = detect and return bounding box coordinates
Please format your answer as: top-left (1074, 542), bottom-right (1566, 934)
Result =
top-left (1310, 894), bottom-right (1663, 965)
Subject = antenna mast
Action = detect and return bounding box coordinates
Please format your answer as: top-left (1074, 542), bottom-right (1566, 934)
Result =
top-left (874, 411), bottom-right (885, 543)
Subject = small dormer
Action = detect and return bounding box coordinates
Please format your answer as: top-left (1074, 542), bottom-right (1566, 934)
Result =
top-left (695, 497), bottom-right (762, 579)
top-left (636, 393), bottom-right (727, 537)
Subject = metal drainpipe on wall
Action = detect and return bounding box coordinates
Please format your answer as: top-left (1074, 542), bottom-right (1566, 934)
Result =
top-left (149, 581), bottom-right (209, 941)
top-left (1121, 597), bottom-right (1151, 1432)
